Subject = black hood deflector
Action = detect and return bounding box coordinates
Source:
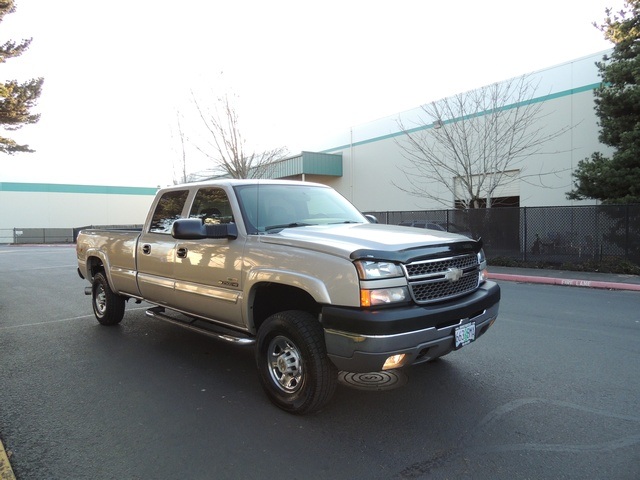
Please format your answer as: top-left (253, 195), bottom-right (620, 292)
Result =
top-left (350, 238), bottom-right (482, 264)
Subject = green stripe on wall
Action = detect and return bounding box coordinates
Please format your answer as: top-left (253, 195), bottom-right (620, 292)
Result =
top-left (0, 182), bottom-right (158, 195)
top-left (322, 83), bottom-right (601, 153)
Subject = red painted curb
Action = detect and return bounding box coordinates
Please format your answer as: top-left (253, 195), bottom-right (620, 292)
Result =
top-left (488, 273), bottom-right (640, 292)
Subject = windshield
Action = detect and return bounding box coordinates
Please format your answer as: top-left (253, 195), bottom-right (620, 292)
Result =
top-left (234, 183), bottom-right (367, 234)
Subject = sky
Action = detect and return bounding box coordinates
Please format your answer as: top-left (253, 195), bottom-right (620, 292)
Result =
top-left (0, 0), bottom-right (628, 188)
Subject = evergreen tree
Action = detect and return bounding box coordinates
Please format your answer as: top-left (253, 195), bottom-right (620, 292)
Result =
top-left (568, 0), bottom-right (640, 203)
top-left (0, 0), bottom-right (43, 154)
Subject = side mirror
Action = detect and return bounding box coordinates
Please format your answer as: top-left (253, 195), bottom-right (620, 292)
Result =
top-left (172, 218), bottom-right (238, 240)
top-left (364, 214), bottom-right (379, 224)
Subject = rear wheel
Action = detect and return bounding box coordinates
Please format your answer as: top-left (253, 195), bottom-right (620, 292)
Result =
top-left (256, 310), bottom-right (337, 414)
top-left (92, 271), bottom-right (126, 325)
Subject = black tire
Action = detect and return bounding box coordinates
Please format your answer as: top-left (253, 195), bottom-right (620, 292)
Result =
top-left (256, 310), bottom-right (337, 414)
top-left (92, 271), bottom-right (126, 325)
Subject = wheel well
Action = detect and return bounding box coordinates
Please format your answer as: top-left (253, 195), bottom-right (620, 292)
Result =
top-left (251, 283), bottom-right (320, 332)
top-left (87, 256), bottom-right (105, 280)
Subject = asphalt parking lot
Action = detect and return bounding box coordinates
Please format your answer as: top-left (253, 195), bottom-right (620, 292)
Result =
top-left (1, 245), bottom-right (639, 479)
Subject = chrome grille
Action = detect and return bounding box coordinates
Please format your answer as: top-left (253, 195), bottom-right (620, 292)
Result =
top-left (403, 253), bottom-right (479, 304)
top-left (405, 254), bottom-right (478, 279)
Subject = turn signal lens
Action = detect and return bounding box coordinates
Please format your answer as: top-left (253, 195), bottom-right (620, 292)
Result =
top-left (477, 248), bottom-right (488, 284)
top-left (479, 268), bottom-right (488, 283)
top-left (360, 287), bottom-right (409, 307)
top-left (360, 290), bottom-right (371, 307)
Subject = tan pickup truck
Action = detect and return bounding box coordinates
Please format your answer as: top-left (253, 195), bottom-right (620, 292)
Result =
top-left (77, 179), bottom-right (500, 413)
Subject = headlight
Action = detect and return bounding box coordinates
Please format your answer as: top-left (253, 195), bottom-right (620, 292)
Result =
top-left (355, 260), bottom-right (404, 280)
top-left (477, 248), bottom-right (487, 269)
top-left (361, 287), bottom-right (409, 307)
top-left (477, 248), bottom-right (488, 283)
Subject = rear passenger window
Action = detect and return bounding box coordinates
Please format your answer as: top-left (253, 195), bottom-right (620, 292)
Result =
top-left (189, 188), bottom-right (234, 225)
top-left (149, 190), bottom-right (189, 234)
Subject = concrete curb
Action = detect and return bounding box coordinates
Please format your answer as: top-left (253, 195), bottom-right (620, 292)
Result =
top-left (488, 273), bottom-right (640, 292)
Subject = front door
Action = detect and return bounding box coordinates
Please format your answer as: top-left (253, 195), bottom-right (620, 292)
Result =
top-left (171, 187), bottom-right (245, 329)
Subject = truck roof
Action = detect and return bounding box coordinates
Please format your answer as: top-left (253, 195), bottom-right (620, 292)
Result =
top-left (160, 178), bottom-right (329, 193)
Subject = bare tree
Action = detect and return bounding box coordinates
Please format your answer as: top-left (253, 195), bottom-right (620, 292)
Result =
top-left (395, 75), bottom-right (570, 208)
top-left (191, 92), bottom-right (287, 179)
top-left (171, 110), bottom-right (189, 184)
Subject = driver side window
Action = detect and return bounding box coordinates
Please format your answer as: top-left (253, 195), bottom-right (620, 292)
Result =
top-left (189, 187), bottom-right (234, 225)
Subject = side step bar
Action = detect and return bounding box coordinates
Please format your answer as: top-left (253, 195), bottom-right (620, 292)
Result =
top-left (145, 306), bottom-right (255, 346)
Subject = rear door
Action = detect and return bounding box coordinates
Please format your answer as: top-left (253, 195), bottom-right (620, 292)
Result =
top-left (136, 189), bottom-right (189, 306)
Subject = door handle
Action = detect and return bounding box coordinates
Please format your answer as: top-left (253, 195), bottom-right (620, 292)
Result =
top-left (142, 244), bottom-right (151, 255)
top-left (177, 247), bottom-right (188, 258)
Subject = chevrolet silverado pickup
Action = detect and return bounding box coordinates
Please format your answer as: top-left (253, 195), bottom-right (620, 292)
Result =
top-left (76, 179), bottom-right (500, 414)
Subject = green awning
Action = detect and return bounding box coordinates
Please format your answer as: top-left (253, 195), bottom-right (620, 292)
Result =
top-left (267, 151), bottom-right (342, 179)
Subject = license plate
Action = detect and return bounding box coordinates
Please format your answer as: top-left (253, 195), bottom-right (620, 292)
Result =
top-left (455, 322), bottom-right (476, 349)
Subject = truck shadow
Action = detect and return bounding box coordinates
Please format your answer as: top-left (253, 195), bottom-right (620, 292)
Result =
top-left (96, 306), bottom-right (485, 423)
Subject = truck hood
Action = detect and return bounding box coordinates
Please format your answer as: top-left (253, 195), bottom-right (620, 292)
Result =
top-left (259, 223), bottom-right (479, 263)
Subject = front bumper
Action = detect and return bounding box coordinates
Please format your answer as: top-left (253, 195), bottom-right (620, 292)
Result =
top-left (321, 281), bottom-right (500, 372)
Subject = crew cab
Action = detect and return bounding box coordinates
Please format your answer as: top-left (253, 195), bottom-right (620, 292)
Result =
top-left (76, 179), bottom-right (500, 414)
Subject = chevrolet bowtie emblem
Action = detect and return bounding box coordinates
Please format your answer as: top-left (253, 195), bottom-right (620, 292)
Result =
top-left (444, 267), bottom-right (463, 282)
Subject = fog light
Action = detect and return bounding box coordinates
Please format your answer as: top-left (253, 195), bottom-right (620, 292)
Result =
top-left (382, 354), bottom-right (406, 370)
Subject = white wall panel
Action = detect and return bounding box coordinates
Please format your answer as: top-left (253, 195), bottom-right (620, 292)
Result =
top-left (0, 190), bottom-right (155, 229)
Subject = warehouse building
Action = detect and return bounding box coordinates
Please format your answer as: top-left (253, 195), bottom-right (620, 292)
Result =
top-left (300, 50), bottom-right (610, 211)
top-left (0, 183), bottom-right (157, 243)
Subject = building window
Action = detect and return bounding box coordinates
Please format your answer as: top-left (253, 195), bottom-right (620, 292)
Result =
top-left (453, 170), bottom-right (520, 208)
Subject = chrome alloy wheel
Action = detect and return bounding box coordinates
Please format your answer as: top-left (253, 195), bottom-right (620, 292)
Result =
top-left (267, 335), bottom-right (304, 393)
top-left (94, 283), bottom-right (107, 316)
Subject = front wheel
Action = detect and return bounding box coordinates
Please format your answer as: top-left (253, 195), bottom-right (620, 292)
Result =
top-left (256, 311), bottom-right (337, 414)
top-left (92, 271), bottom-right (126, 325)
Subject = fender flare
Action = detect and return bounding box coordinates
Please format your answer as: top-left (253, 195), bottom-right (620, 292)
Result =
top-left (84, 249), bottom-right (115, 289)
top-left (245, 268), bottom-right (332, 305)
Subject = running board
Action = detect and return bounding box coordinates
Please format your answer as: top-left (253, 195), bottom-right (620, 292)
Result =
top-left (145, 306), bottom-right (255, 346)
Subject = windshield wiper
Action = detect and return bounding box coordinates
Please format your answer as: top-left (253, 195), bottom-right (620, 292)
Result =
top-left (264, 222), bottom-right (315, 232)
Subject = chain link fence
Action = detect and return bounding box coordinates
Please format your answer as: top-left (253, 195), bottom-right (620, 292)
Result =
top-left (2, 208), bottom-right (638, 266)
top-left (11, 228), bottom-right (75, 244)
top-left (367, 204), bottom-right (640, 265)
